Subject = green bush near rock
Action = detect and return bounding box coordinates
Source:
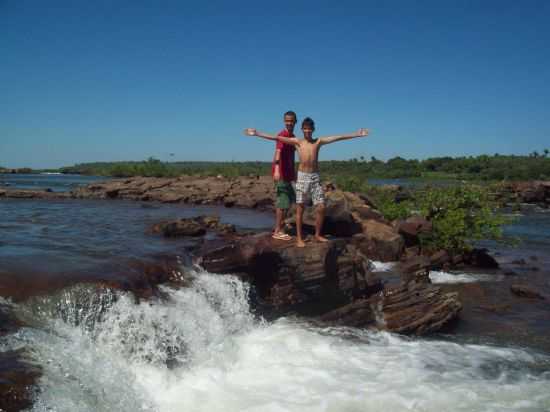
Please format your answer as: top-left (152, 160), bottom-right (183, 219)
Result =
top-left (334, 176), bottom-right (511, 255)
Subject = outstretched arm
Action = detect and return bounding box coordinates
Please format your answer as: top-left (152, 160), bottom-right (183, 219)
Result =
top-left (243, 128), bottom-right (300, 146)
top-left (319, 128), bottom-right (370, 145)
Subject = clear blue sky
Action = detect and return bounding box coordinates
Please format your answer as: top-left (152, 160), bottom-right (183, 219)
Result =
top-left (1, 0), bottom-right (549, 168)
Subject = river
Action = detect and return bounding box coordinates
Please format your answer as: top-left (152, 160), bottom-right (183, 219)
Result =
top-left (1, 174), bottom-right (549, 411)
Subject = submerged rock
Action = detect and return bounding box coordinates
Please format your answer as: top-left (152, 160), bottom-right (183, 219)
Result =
top-left (149, 215), bottom-right (236, 237)
top-left (511, 284), bottom-right (547, 300)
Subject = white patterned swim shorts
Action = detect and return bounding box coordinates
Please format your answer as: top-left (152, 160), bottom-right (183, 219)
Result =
top-left (295, 171), bottom-right (325, 205)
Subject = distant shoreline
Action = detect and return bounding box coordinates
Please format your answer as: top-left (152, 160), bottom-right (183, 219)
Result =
top-left (2, 151), bottom-right (550, 182)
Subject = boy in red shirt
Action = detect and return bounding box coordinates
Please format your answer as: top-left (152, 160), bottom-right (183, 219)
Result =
top-left (272, 111), bottom-right (297, 240)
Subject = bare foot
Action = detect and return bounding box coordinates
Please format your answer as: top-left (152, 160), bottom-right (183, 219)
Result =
top-left (315, 235), bottom-right (329, 243)
top-left (296, 239), bottom-right (306, 248)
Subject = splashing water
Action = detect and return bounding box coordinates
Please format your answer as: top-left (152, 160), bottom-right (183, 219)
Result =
top-left (4, 269), bottom-right (550, 412)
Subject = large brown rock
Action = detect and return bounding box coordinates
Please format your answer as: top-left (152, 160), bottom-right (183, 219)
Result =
top-left (356, 220), bottom-right (405, 261)
top-left (370, 281), bottom-right (462, 335)
top-left (197, 234), bottom-right (380, 309)
top-left (397, 215), bottom-right (433, 246)
top-left (196, 233), bottom-right (461, 334)
top-left (319, 280), bottom-right (462, 335)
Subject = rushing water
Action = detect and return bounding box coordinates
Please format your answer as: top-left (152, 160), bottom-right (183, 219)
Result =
top-left (2, 176), bottom-right (550, 411)
top-left (3, 270), bottom-right (550, 412)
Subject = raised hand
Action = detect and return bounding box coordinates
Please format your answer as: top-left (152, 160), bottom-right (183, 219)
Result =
top-left (358, 128), bottom-right (369, 137)
top-left (244, 128), bottom-right (257, 136)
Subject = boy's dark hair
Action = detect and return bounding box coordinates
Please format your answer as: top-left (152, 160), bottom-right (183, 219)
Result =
top-left (302, 117), bottom-right (315, 130)
top-left (284, 111), bottom-right (297, 121)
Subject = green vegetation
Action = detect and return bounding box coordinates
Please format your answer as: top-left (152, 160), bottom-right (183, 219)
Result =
top-left (335, 176), bottom-right (511, 254)
top-left (60, 158), bottom-right (270, 178)
top-left (60, 151), bottom-right (550, 181)
top-left (322, 152), bottom-right (550, 181)
top-left (0, 167), bottom-right (34, 174)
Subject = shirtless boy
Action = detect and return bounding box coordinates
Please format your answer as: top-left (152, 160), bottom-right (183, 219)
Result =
top-left (244, 117), bottom-right (369, 247)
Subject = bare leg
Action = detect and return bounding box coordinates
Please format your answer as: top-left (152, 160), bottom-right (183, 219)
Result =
top-left (314, 203), bottom-right (328, 242)
top-left (296, 203), bottom-right (306, 247)
top-left (274, 208), bottom-right (284, 233)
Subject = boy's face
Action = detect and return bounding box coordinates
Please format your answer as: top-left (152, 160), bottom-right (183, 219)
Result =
top-left (302, 125), bottom-right (314, 140)
top-left (284, 115), bottom-right (296, 133)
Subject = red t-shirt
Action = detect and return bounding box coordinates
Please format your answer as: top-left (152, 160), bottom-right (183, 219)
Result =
top-left (272, 129), bottom-right (296, 182)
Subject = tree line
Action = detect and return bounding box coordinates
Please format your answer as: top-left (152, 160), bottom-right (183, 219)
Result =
top-left (56, 152), bottom-right (550, 181)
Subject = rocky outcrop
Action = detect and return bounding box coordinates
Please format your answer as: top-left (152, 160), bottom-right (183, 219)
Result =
top-left (71, 176), bottom-right (277, 209)
top-left (196, 233), bottom-right (461, 335)
top-left (498, 181), bottom-right (550, 208)
top-left (319, 281), bottom-right (462, 335)
top-left (0, 188), bottom-right (71, 199)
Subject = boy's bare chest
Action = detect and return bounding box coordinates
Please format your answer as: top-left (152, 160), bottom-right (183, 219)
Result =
top-left (298, 140), bottom-right (320, 158)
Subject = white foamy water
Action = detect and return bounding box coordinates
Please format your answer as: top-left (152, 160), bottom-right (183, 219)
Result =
top-left (4, 269), bottom-right (550, 412)
top-left (429, 271), bottom-right (505, 284)
top-left (370, 261), bottom-right (396, 272)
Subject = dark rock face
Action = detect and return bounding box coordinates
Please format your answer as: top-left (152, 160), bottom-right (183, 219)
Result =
top-left (0, 350), bottom-right (41, 412)
top-left (197, 233), bottom-right (461, 335)
top-left (197, 234), bottom-right (379, 307)
top-left (463, 248), bottom-right (499, 269)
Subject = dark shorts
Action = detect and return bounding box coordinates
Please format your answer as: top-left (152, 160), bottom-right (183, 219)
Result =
top-left (275, 181), bottom-right (295, 210)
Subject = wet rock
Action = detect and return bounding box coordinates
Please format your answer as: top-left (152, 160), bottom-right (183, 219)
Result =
top-left (463, 248), bottom-right (499, 269)
top-left (398, 255), bottom-right (431, 274)
top-left (0, 189), bottom-right (71, 200)
top-left (429, 250), bottom-right (451, 269)
top-left (0, 304), bottom-right (21, 337)
top-left (197, 234), bottom-right (379, 308)
top-left (151, 219), bottom-right (206, 237)
top-left (0, 350), bottom-right (41, 412)
top-left (402, 246), bottom-right (421, 260)
top-left (369, 281), bottom-right (462, 335)
top-left (397, 216), bottom-right (433, 246)
top-left (197, 234), bottom-right (461, 334)
top-left (510, 284), bottom-right (547, 300)
top-left (318, 298), bottom-right (377, 327)
top-left (358, 220), bottom-right (404, 261)
top-left (149, 215), bottom-right (235, 237)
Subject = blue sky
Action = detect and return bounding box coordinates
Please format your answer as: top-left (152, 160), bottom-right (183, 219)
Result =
top-left (1, 0), bottom-right (549, 168)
